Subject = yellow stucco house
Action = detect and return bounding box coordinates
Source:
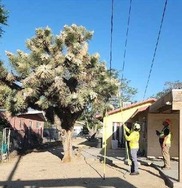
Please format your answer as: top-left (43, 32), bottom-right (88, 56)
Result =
top-left (102, 98), bottom-right (156, 153)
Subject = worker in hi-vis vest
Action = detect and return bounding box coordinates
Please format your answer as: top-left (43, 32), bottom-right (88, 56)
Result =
top-left (156, 119), bottom-right (172, 170)
top-left (124, 122), bottom-right (141, 175)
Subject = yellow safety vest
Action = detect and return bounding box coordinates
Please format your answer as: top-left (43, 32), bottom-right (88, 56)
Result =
top-left (125, 130), bottom-right (140, 149)
top-left (159, 126), bottom-right (171, 146)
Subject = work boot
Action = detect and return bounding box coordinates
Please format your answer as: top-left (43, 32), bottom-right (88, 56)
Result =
top-left (130, 172), bottom-right (139, 175)
top-left (161, 166), bottom-right (171, 170)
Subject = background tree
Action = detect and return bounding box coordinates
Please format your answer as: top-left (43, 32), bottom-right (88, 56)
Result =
top-left (0, 1), bottom-right (8, 143)
top-left (0, 1), bottom-right (8, 106)
top-left (0, 1), bottom-right (8, 37)
top-left (152, 81), bottom-right (182, 99)
top-left (79, 70), bottom-right (137, 138)
top-left (0, 24), bottom-right (119, 162)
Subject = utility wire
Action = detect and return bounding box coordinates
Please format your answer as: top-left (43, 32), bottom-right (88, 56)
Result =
top-left (121, 0), bottom-right (133, 80)
top-left (109, 0), bottom-right (114, 75)
top-left (143, 0), bottom-right (168, 99)
top-left (119, 0), bottom-right (132, 107)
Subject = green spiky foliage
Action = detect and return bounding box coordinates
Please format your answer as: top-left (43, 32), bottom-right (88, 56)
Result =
top-left (2, 24), bottom-right (119, 127)
top-left (0, 24), bottom-right (119, 161)
top-left (0, 1), bottom-right (8, 37)
top-left (80, 70), bottom-right (137, 137)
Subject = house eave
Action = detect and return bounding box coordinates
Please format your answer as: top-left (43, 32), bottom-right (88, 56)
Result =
top-left (108, 98), bottom-right (156, 116)
top-left (149, 89), bottom-right (182, 113)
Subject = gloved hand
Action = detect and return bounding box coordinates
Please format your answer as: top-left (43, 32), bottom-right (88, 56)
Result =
top-left (123, 125), bottom-right (127, 137)
top-left (156, 130), bottom-right (160, 136)
top-left (123, 124), bottom-right (128, 130)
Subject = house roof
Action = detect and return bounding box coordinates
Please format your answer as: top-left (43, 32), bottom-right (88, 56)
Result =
top-left (107, 98), bottom-right (156, 116)
top-left (131, 105), bottom-right (149, 118)
top-left (17, 110), bottom-right (46, 121)
top-left (0, 108), bottom-right (46, 121)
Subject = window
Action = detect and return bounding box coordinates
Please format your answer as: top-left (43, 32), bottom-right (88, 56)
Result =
top-left (29, 121), bottom-right (32, 128)
top-left (36, 122), bottom-right (42, 129)
top-left (19, 119), bottom-right (23, 129)
top-left (112, 122), bottom-right (122, 140)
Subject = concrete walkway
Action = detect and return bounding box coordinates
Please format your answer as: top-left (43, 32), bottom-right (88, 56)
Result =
top-left (80, 146), bottom-right (181, 188)
top-left (138, 157), bottom-right (180, 188)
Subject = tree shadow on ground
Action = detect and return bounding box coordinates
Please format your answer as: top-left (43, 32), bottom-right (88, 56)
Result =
top-left (77, 137), bottom-right (99, 147)
top-left (76, 138), bottom-right (125, 159)
top-left (11, 139), bottom-right (84, 161)
top-left (32, 141), bottom-right (64, 160)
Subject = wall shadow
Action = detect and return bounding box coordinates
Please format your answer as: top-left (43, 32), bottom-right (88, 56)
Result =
top-left (0, 177), bottom-right (137, 188)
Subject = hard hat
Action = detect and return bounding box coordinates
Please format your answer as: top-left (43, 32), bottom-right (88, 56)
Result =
top-left (133, 123), bottom-right (140, 130)
top-left (164, 119), bottom-right (171, 125)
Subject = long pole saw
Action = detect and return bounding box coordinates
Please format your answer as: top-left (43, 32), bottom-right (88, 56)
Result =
top-left (103, 108), bottom-right (108, 180)
top-left (123, 124), bottom-right (131, 178)
top-left (119, 80), bottom-right (131, 177)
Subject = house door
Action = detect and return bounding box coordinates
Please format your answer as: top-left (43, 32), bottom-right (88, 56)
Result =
top-left (112, 122), bottom-right (124, 148)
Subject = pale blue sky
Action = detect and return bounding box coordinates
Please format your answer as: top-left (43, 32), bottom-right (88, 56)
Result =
top-left (0, 0), bottom-right (182, 102)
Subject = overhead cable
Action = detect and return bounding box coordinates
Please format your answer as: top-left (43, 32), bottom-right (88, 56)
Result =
top-left (121, 0), bottom-right (133, 80)
top-left (143, 0), bottom-right (168, 99)
top-left (109, 0), bottom-right (114, 75)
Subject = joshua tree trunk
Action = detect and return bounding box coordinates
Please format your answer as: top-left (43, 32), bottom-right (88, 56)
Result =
top-left (59, 110), bottom-right (83, 162)
top-left (61, 129), bottom-right (73, 162)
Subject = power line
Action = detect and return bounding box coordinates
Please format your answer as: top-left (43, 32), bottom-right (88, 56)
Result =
top-left (121, 0), bottom-right (133, 80)
top-left (109, 0), bottom-right (114, 75)
top-left (143, 0), bottom-right (168, 99)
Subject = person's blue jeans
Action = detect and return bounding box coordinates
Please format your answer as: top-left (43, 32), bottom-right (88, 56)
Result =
top-left (130, 148), bottom-right (139, 173)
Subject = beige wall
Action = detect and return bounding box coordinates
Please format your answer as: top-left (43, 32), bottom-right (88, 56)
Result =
top-left (103, 102), bottom-right (154, 149)
top-left (147, 113), bottom-right (179, 157)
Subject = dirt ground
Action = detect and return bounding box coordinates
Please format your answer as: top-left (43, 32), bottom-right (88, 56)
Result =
top-left (0, 138), bottom-right (169, 188)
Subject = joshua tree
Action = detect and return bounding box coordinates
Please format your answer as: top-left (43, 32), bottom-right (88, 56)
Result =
top-left (0, 24), bottom-right (119, 162)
